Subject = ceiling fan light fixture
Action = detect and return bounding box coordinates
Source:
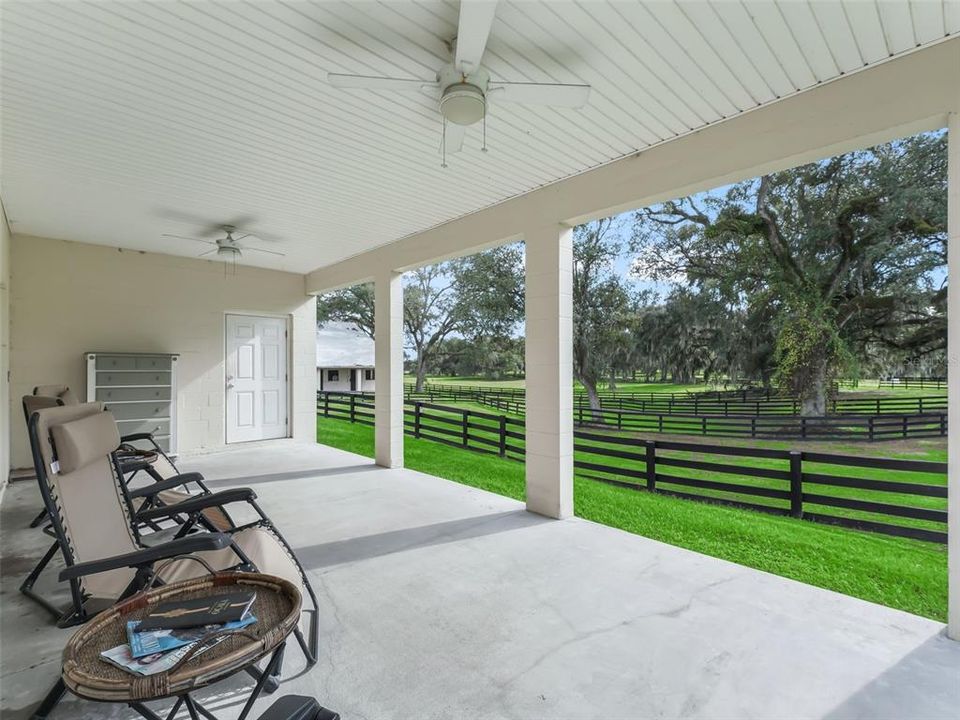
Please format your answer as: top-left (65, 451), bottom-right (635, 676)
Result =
top-left (439, 83), bottom-right (485, 126)
top-left (217, 245), bottom-right (241, 258)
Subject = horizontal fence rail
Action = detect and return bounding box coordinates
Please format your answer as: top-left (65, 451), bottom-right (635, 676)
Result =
top-left (402, 382), bottom-right (945, 418)
top-left (878, 377), bottom-right (947, 390)
top-left (578, 394), bottom-right (947, 417)
top-left (317, 392), bottom-right (948, 544)
top-left (573, 406), bottom-right (948, 441)
top-left (320, 391), bottom-right (947, 441)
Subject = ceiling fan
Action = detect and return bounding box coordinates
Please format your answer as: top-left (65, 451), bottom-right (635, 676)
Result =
top-left (326, 0), bottom-right (591, 166)
top-left (162, 225), bottom-right (285, 272)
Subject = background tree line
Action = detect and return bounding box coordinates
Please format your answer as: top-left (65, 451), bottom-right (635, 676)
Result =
top-left (317, 132), bottom-right (947, 413)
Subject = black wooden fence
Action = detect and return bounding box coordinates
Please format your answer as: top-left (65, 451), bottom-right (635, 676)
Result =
top-left (579, 394), bottom-right (947, 417)
top-left (573, 432), bottom-right (947, 544)
top-left (318, 392), bottom-right (526, 460)
top-left (317, 392), bottom-right (947, 543)
top-left (878, 377), bottom-right (947, 390)
top-left (404, 382), bottom-right (945, 418)
top-left (574, 406), bottom-right (948, 441)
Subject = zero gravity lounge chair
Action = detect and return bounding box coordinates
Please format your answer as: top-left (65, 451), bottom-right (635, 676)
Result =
top-left (25, 403), bottom-right (320, 664)
top-left (20, 396), bottom-right (232, 621)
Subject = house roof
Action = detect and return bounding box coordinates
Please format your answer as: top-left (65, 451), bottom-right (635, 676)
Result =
top-left (316, 322), bottom-right (374, 368)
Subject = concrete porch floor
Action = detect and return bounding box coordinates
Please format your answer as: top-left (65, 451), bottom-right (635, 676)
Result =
top-left (1, 440), bottom-right (958, 719)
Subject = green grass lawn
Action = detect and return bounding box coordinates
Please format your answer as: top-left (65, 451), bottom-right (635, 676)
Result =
top-left (317, 415), bottom-right (947, 621)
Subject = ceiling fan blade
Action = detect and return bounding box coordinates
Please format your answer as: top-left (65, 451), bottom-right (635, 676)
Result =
top-left (327, 73), bottom-right (438, 91)
top-left (198, 248), bottom-right (218, 258)
top-left (488, 82), bottom-right (591, 108)
top-left (242, 246), bottom-right (286, 257)
top-left (162, 233), bottom-right (216, 244)
top-left (455, 1), bottom-right (498, 73)
top-left (440, 122), bottom-right (466, 156)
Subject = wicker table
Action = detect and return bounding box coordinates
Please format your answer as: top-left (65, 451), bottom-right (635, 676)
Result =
top-left (35, 572), bottom-right (301, 720)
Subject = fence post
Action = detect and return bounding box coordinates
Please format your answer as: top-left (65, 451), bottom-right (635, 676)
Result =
top-left (498, 415), bottom-right (507, 457)
top-left (789, 451), bottom-right (803, 518)
top-left (645, 441), bottom-right (656, 491)
top-left (751, 416), bottom-right (756, 438)
top-left (658, 414), bottom-right (664, 433)
top-left (462, 410), bottom-right (469, 447)
top-left (701, 416), bottom-right (707, 435)
top-left (349, 394), bottom-right (356, 423)
top-left (902, 415), bottom-right (908, 439)
top-left (617, 409), bottom-right (622, 431)
top-left (323, 393), bottom-right (330, 418)
top-left (800, 416), bottom-right (807, 439)
top-left (414, 402), bottom-right (422, 439)
top-left (919, 397), bottom-right (924, 414)
top-left (868, 416), bottom-right (874, 442)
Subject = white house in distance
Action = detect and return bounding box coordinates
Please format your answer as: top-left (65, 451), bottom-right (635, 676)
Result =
top-left (317, 322), bottom-right (375, 393)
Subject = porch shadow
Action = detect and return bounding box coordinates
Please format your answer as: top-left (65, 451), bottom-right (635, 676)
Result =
top-left (295, 510), bottom-right (548, 570)
top-left (204, 464), bottom-right (379, 487)
top-left (822, 632), bottom-right (960, 719)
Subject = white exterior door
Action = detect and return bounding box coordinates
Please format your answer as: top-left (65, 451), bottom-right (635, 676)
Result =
top-left (225, 314), bottom-right (288, 443)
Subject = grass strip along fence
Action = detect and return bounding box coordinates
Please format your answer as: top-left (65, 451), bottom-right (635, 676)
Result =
top-left (318, 392), bottom-right (947, 544)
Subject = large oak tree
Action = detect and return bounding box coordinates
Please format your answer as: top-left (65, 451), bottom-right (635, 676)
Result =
top-left (632, 132), bottom-right (946, 414)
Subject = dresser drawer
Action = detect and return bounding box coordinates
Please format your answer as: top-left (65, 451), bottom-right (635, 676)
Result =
top-left (106, 401), bottom-right (170, 421)
top-left (115, 419), bottom-right (171, 437)
top-left (95, 355), bottom-right (172, 371)
top-left (96, 386), bottom-right (172, 402)
top-left (96, 371), bottom-right (171, 387)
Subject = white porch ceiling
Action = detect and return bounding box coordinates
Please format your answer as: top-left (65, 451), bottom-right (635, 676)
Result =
top-left (2, 1), bottom-right (958, 274)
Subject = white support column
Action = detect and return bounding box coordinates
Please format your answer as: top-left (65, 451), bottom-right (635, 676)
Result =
top-left (524, 223), bottom-right (574, 518)
top-left (948, 109), bottom-right (959, 640)
top-left (375, 270), bottom-right (404, 468)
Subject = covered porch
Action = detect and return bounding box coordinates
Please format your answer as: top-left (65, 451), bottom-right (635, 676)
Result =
top-left (2, 2), bottom-right (960, 717)
top-left (2, 441), bottom-right (959, 719)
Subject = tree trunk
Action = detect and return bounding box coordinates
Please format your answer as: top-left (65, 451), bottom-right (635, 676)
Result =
top-left (799, 365), bottom-right (828, 416)
top-left (581, 375), bottom-right (603, 422)
top-left (415, 354), bottom-right (428, 393)
top-left (608, 370), bottom-right (618, 391)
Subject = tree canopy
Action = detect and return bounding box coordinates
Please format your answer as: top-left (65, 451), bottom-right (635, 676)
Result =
top-left (317, 132), bottom-right (947, 416)
top-left (632, 131), bottom-right (947, 412)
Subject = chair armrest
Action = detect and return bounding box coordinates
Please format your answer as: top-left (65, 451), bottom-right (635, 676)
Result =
top-left (128, 472), bottom-right (207, 499)
top-left (136, 488), bottom-right (257, 521)
top-left (120, 432), bottom-right (159, 445)
top-left (59, 533), bottom-right (231, 581)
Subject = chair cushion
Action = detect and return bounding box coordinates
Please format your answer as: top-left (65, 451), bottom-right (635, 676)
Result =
top-left (23, 394), bottom-right (61, 417)
top-left (50, 410), bottom-right (121, 474)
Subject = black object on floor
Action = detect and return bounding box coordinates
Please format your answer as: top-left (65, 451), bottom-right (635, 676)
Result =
top-left (258, 695), bottom-right (341, 720)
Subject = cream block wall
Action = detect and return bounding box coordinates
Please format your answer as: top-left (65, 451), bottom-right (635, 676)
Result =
top-left (9, 235), bottom-right (316, 469)
top-left (0, 203), bottom-right (10, 488)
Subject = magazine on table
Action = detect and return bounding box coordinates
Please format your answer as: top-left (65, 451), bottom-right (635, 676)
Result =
top-left (136, 590), bottom-right (256, 631)
top-left (127, 616), bottom-right (258, 658)
top-left (100, 636), bottom-right (226, 676)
